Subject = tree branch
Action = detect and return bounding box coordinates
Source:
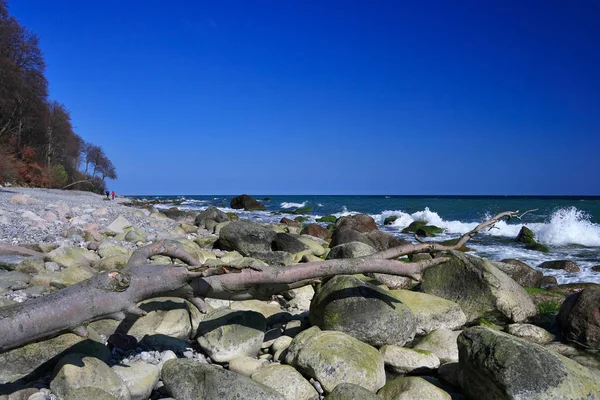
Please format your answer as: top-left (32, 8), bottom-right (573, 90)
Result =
top-left (0, 210), bottom-right (520, 352)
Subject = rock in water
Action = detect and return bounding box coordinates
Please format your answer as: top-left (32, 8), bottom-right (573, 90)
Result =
top-left (458, 327), bottom-right (600, 399)
top-left (230, 194), bottom-right (267, 211)
top-left (557, 284), bottom-right (600, 350)
top-left (162, 359), bottom-right (284, 400)
top-left (421, 251), bottom-right (536, 323)
top-left (538, 260), bottom-right (580, 273)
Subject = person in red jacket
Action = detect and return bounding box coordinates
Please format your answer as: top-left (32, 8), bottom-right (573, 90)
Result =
top-left (111, 191), bottom-right (115, 200)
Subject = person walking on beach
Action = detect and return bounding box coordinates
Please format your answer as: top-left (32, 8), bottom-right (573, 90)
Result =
top-left (106, 191), bottom-right (110, 199)
top-left (111, 191), bottom-right (115, 200)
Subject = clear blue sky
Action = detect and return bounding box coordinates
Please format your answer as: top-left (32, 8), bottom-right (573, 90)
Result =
top-left (10, 1), bottom-right (600, 195)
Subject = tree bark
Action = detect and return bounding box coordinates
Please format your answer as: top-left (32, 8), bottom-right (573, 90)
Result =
top-left (0, 211), bottom-right (521, 352)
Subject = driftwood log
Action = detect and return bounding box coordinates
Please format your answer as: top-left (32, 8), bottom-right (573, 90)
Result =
top-left (0, 210), bottom-right (525, 352)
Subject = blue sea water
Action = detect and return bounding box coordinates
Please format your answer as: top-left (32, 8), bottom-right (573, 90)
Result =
top-left (128, 195), bottom-right (600, 284)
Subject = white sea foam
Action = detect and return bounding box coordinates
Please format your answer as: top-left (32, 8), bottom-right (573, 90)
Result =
top-left (333, 206), bottom-right (359, 218)
top-left (280, 201), bottom-right (307, 209)
top-left (373, 206), bottom-right (600, 247)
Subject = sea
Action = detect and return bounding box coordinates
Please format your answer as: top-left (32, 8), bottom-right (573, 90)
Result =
top-left (128, 195), bottom-right (600, 285)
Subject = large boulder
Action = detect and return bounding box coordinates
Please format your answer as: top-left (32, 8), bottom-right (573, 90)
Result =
top-left (112, 362), bottom-right (160, 400)
top-left (309, 275), bottom-right (416, 347)
top-left (334, 214), bottom-right (378, 233)
top-left (47, 245), bottom-right (100, 268)
top-left (273, 233), bottom-right (311, 253)
top-left (458, 327), bottom-right (600, 399)
top-left (413, 329), bottom-right (461, 364)
top-left (230, 194), bottom-right (267, 211)
top-left (389, 290), bottom-right (467, 335)
top-left (285, 327), bottom-right (385, 393)
top-left (421, 251), bottom-right (536, 323)
top-left (0, 334), bottom-right (110, 384)
top-left (380, 345), bottom-right (440, 374)
top-left (195, 206), bottom-right (230, 227)
top-left (557, 284), bottom-right (600, 350)
top-left (326, 242), bottom-right (377, 259)
top-left (197, 308), bottom-right (266, 362)
top-left (218, 221), bottom-right (276, 256)
top-left (162, 359), bottom-right (284, 400)
top-left (325, 383), bottom-right (381, 400)
top-left (300, 224), bottom-right (331, 240)
top-left (330, 228), bottom-right (407, 251)
top-left (493, 259), bottom-right (544, 287)
top-left (50, 353), bottom-right (130, 400)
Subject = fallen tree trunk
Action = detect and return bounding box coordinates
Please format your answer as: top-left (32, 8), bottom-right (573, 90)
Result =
top-left (0, 210), bottom-right (524, 352)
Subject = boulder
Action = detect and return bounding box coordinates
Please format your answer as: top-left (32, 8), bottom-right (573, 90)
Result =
top-left (371, 273), bottom-right (418, 290)
top-left (94, 254), bottom-right (129, 271)
top-left (325, 383), bottom-right (381, 400)
top-left (273, 233), bottom-right (310, 253)
top-left (538, 260), bottom-right (580, 273)
top-left (334, 214), bottom-right (378, 233)
top-left (557, 285), bottom-right (600, 350)
top-left (251, 364), bottom-right (319, 400)
top-left (389, 290), bottom-right (467, 335)
top-left (121, 297), bottom-right (193, 350)
top-left (458, 327), bottom-right (600, 399)
top-left (195, 206), bottom-right (230, 227)
top-left (326, 242), bottom-right (377, 259)
top-left (64, 388), bottom-right (120, 400)
top-left (285, 327), bottom-right (385, 393)
top-left (229, 356), bottom-right (269, 377)
top-left (0, 255), bottom-right (27, 271)
top-left (378, 376), bottom-right (451, 400)
top-left (280, 217), bottom-right (301, 227)
top-left (162, 359), bottom-right (284, 400)
top-left (112, 362), bottom-right (160, 400)
top-left (421, 251), bottom-right (536, 323)
top-left (97, 240), bottom-right (132, 259)
top-left (515, 226), bottom-right (549, 253)
top-left (230, 194), bottom-right (267, 211)
top-left (0, 334), bottom-right (110, 384)
top-left (380, 345), bottom-right (440, 374)
top-left (218, 221), bottom-right (276, 256)
top-left (300, 224), bottom-right (331, 240)
top-left (413, 329), bottom-right (461, 364)
top-left (50, 353), bottom-right (130, 400)
top-left (309, 275), bottom-right (416, 347)
top-left (197, 308), bottom-right (266, 362)
top-left (493, 259), bottom-right (544, 287)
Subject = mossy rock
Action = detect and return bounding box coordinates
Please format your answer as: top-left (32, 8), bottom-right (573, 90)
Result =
top-left (316, 215), bottom-right (337, 223)
top-left (294, 216), bottom-right (309, 223)
top-left (526, 242), bottom-right (550, 253)
top-left (439, 238), bottom-right (472, 252)
top-left (458, 327), bottom-right (600, 399)
top-left (516, 226), bottom-right (549, 252)
top-left (226, 212), bottom-right (239, 221)
top-left (402, 221), bottom-right (444, 236)
top-left (383, 216), bottom-right (398, 225)
top-left (292, 207), bottom-right (313, 215)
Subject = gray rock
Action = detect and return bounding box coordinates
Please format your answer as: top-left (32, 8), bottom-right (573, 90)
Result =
top-left (218, 221), bottom-right (276, 256)
top-left (251, 364), bottom-right (319, 400)
top-left (506, 323), bottom-right (554, 345)
top-left (458, 327), bottom-right (600, 400)
top-left (273, 233), bottom-right (310, 254)
top-left (537, 260), bottom-right (580, 273)
top-left (105, 216), bottom-right (132, 235)
top-left (64, 387), bottom-right (120, 400)
top-left (0, 334), bottom-right (111, 384)
top-left (0, 255), bottom-right (27, 271)
top-left (50, 353), bottom-right (130, 400)
top-left (326, 241), bottom-right (377, 259)
top-left (380, 345), bottom-right (440, 374)
top-left (285, 327), bottom-right (385, 393)
top-left (378, 376), bottom-right (451, 400)
top-left (389, 290), bottom-right (466, 335)
top-left (112, 362), bottom-right (160, 400)
top-left (325, 383), bottom-right (382, 400)
top-left (413, 329), bottom-right (461, 364)
top-left (497, 258), bottom-right (544, 287)
top-left (421, 251), bottom-right (536, 323)
top-left (97, 240), bottom-right (132, 259)
top-left (229, 356), bottom-right (269, 377)
top-left (162, 359), bottom-right (284, 400)
top-left (309, 275), bottom-right (416, 347)
top-left (195, 206), bottom-right (231, 227)
top-left (197, 308), bottom-right (266, 362)
top-left (0, 270), bottom-right (31, 289)
top-left (557, 284), bottom-right (600, 350)
top-left (251, 251), bottom-right (295, 266)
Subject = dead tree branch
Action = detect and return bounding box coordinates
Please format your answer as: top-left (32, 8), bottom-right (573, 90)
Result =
top-left (0, 210), bottom-right (520, 352)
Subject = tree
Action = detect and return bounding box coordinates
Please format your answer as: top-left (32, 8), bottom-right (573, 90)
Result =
top-left (0, 211), bottom-right (524, 352)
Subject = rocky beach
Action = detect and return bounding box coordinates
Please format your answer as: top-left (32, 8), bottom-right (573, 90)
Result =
top-left (1, 188), bottom-right (599, 400)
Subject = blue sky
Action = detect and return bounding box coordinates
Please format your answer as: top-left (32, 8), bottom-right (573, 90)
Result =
top-left (10, 1), bottom-right (600, 195)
